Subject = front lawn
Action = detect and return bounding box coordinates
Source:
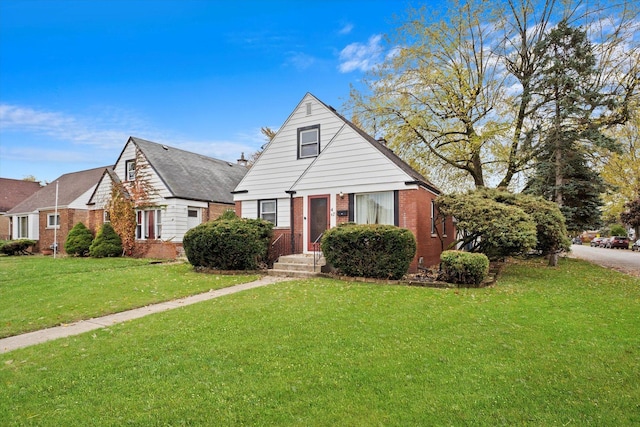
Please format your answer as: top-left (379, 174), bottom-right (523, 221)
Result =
top-left (1, 257), bottom-right (638, 425)
top-left (0, 256), bottom-right (258, 338)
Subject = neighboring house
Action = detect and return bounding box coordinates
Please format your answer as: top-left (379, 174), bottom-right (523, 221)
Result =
top-left (87, 136), bottom-right (248, 258)
top-left (0, 178), bottom-right (43, 240)
top-left (233, 93), bottom-right (456, 272)
top-left (6, 168), bottom-right (108, 253)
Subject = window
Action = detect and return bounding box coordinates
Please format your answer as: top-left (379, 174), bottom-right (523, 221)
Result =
top-left (431, 200), bottom-right (437, 235)
top-left (442, 214), bottom-right (447, 236)
top-left (47, 214), bottom-right (60, 228)
top-left (355, 192), bottom-right (394, 225)
top-left (259, 200), bottom-right (277, 224)
top-left (103, 211), bottom-right (111, 223)
top-left (187, 209), bottom-right (198, 218)
top-left (125, 160), bottom-right (136, 181)
top-left (17, 216), bottom-right (29, 238)
top-left (136, 209), bottom-right (162, 240)
top-left (298, 125), bottom-right (319, 158)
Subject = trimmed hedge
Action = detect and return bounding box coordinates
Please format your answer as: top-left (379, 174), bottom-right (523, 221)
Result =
top-left (321, 223), bottom-right (416, 280)
top-left (65, 222), bottom-right (94, 256)
top-left (0, 239), bottom-right (37, 256)
top-left (183, 216), bottom-right (273, 270)
top-left (89, 223), bottom-right (123, 257)
top-left (439, 250), bottom-right (489, 286)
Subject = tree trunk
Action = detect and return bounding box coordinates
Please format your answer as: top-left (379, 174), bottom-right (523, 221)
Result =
top-left (548, 252), bottom-right (558, 266)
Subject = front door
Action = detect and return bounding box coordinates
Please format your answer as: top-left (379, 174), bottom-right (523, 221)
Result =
top-left (308, 195), bottom-right (329, 250)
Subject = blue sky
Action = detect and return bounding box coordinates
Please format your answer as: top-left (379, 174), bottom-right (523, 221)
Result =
top-left (0, 0), bottom-right (429, 183)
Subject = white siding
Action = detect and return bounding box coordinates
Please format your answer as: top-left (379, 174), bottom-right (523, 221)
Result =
top-left (234, 94), bottom-right (345, 201)
top-left (164, 199), bottom-right (208, 242)
top-left (290, 125), bottom-right (413, 195)
top-left (239, 198), bottom-right (290, 228)
top-left (69, 185), bottom-right (97, 209)
top-left (117, 140), bottom-right (172, 204)
top-left (89, 174), bottom-right (113, 209)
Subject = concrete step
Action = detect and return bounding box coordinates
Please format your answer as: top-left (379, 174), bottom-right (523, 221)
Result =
top-left (268, 269), bottom-right (323, 278)
top-left (272, 262), bottom-right (323, 272)
top-left (277, 254), bottom-right (326, 266)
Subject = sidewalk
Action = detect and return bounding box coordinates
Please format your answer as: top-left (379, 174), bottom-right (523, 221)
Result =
top-left (0, 275), bottom-right (291, 354)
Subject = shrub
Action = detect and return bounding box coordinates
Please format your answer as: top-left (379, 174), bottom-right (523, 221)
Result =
top-left (439, 250), bottom-right (489, 286)
top-left (609, 223), bottom-right (627, 237)
top-left (183, 217), bottom-right (273, 270)
top-left (89, 223), bottom-right (123, 257)
top-left (0, 239), bottom-right (37, 256)
top-left (65, 222), bottom-right (94, 256)
top-left (321, 224), bottom-right (416, 280)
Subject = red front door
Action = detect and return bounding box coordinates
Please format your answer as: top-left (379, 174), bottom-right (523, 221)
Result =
top-left (308, 195), bottom-right (329, 250)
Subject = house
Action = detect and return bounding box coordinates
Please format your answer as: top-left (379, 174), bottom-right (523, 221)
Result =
top-left (6, 167), bottom-right (108, 253)
top-left (87, 136), bottom-right (248, 258)
top-left (232, 93), bottom-right (456, 272)
top-left (0, 178), bottom-right (43, 240)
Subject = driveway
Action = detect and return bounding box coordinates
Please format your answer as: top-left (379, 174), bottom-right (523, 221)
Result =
top-left (569, 244), bottom-right (640, 277)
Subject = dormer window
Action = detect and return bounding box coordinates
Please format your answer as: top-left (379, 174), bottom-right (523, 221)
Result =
top-left (298, 125), bottom-right (320, 159)
top-left (125, 160), bottom-right (136, 181)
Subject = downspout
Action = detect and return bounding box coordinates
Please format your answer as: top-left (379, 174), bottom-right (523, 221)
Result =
top-left (286, 190), bottom-right (296, 254)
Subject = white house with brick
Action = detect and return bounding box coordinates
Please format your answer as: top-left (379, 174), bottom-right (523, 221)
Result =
top-left (232, 93), bottom-right (455, 272)
top-left (88, 136), bottom-right (247, 258)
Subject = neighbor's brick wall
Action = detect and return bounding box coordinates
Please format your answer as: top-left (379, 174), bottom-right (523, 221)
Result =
top-left (234, 201), bottom-right (242, 217)
top-left (207, 202), bottom-right (234, 221)
top-left (38, 209), bottom-right (89, 254)
top-left (0, 216), bottom-right (10, 240)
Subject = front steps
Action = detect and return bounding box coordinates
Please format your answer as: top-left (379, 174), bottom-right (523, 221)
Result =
top-left (269, 253), bottom-right (326, 277)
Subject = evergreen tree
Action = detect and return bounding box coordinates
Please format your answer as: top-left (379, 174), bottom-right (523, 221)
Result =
top-left (525, 19), bottom-right (617, 231)
top-left (89, 223), bottom-right (123, 258)
top-left (64, 222), bottom-right (94, 256)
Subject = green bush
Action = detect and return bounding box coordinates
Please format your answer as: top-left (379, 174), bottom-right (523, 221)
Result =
top-left (321, 224), bottom-right (416, 280)
top-left (183, 216), bottom-right (273, 270)
top-left (89, 223), bottom-right (123, 258)
top-left (0, 239), bottom-right (37, 256)
top-left (64, 222), bottom-right (94, 256)
top-left (609, 223), bottom-right (627, 237)
top-left (439, 250), bottom-right (489, 286)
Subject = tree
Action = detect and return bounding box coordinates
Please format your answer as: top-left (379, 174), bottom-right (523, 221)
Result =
top-left (524, 19), bottom-right (615, 231)
top-left (89, 223), bottom-right (123, 258)
top-left (247, 126), bottom-right (277, 167)
top-left (349, 0), bottom-right (639, 191)
top-left (621, 195), bottom-right (640, 239)
top-left (64, 222), bottom-right (94, 256)
top-left (437, 188), bottom-right (569, 264)
top-left (107, 147), bottom-right (158, 255)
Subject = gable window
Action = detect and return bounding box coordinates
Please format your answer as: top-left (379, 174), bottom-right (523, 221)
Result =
top-left (136, 209), bottom-right (162, 240)
top-left (47, 214), bottom-right (60, 228)
top-left (298, 125), bottom-right (320, 159)
top-left (259, 200), bottom-right (277, 224)
top-left (125, 160), bottom-right (136, 181)
top-left (355, 192), bottom-right (394, 225)
top-left (17, 216), bottom-right (29, 238)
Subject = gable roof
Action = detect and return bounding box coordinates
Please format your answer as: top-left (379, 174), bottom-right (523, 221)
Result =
top-left (128, 137), bottom-right (247, 204)
top-left (312, 95), bottom-right (440, 194)
top-left (0, 178), bottom-right (42, 212)
top-left (7, 167), bottom-right (109, 214)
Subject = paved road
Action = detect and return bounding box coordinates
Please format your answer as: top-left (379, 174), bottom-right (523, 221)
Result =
top-left (569, 244), bottom-right (640, 277)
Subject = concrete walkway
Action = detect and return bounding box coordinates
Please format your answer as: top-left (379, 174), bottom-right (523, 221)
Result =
top-left (0, 275), bottom-right (292, 354)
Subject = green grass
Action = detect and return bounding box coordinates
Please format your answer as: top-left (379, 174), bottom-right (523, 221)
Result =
top-left (0, 256), bottom-right (258, 338)
top-left (1, 257), bottom-right (639, 425)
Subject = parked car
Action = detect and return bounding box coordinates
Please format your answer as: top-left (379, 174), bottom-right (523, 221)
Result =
top-left (572, 237), bottom-right (582, 245)
top-left (590, 237), bottom-right (604, 247)
top-left (608, 236), bottom-right (630, 249)
top-left (631, 239), bottom-right (640, 252)
top-left (599, 237), bottom-right (611, 248)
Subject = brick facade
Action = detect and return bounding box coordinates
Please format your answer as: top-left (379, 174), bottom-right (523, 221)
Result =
top-left (38, 208), bottom-right (89, 254)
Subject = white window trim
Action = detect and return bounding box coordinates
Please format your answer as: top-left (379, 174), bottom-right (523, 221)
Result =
top-left (125, 160), bottom-right (136, 181)
top-left (47, 213), bottom-right (60, 229)
top-left (298, 125), bottom-right (319, 159)
top-left (17, 216), bottom-right (29, 238)
top-left (354, 191), bottom-right (395, 225)
top-left (135, 208), bottom-right (163, 240)
top-left (431, 200), bottom-right (437, 236)
top-left (259, 199), bottom-right (277, 225)
top-left (103, 210), bottom-right (111, 223)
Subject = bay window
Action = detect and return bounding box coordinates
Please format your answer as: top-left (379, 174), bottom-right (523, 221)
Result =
top-left (136, 209), bottom-right (162, 240)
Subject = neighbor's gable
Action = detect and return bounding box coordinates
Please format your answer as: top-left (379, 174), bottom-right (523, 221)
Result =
top-left (113, 139), bottom-right (171, 203)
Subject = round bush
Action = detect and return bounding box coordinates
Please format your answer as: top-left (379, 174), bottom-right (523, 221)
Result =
top-left (321, 224), bottom-right (416, 280)
top-left (183, 217), bottom-right (273, 270)
top-left (89, 223), bottom-right (123, 257)
top-left (0, 239), bottom-right (37, 256)
top-left (439, 250), bottom-right (489, 286)
top-left (65, 222), bottom-right (94, 256)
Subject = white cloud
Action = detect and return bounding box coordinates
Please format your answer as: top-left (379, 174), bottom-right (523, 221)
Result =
top-left (338, 23), bottom-right (354, 35)
top-left (338, 34), bottom-right (384, 73)
top-left (284, 52), bottom-right (316, 70)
